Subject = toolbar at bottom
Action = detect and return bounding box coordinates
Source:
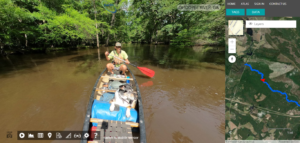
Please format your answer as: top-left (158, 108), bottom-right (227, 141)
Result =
top-left (17, 131), bottom-right (100, 140)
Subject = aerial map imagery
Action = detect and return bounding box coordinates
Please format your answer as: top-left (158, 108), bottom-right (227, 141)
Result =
top-left (225, 17), bottom-right (300, 140)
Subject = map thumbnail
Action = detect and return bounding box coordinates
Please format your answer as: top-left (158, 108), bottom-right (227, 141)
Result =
top-left (228, 20), bottom-right (244, 35)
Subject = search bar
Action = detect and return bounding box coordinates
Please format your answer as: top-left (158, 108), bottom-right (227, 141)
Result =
top-left (246, 20), bottom-right (296, 28)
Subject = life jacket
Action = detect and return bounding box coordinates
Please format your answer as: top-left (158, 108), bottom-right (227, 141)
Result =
top-left (113, 50), bottom-right (124, 65)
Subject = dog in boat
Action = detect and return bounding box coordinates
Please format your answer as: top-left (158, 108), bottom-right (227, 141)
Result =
top-left (109, 85), bottom-right (135, 117)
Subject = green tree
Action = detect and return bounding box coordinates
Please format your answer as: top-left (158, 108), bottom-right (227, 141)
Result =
top-left (0, 0), bottom-right (34, 48)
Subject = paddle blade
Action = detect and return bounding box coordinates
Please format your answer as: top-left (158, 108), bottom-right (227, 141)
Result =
top-left (137, 67), bottom-right (155, 78)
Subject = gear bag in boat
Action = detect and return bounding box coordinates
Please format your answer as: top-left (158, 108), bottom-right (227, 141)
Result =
top-left (108, 80), bottom-right (125, 90)
top-left (91, 99), bottom-right (138, 126)
top-left (99, 92), bottom-right (115, 102)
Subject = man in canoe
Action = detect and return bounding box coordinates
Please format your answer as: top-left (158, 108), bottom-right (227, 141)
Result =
top-left (105, 42), bottom-right (130, 75)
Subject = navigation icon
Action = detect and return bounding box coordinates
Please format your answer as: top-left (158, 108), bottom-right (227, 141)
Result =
top-left (74, 133), bottom-right (81, 138)
top-left (28, 133), bottom-right (34, 138)
top-left (228, 55), bottom-right (236, 63)
top-left (66, 133), bottom-right (71, 139)
top-left (19, 133), bottom-right (25, 138)
top-left (56, 132), bottom-right (62, 139)
top-left (38, 133), bottom-right (44, 138)
top-left (228, 38), bottom-right (236, 54)
top-left (48, 132), bottom-right (52, 138)
top-left (84, 133), bottom-right (89, 138)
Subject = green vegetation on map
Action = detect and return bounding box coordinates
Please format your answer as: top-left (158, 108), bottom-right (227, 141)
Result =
top-left (225, 17), bottom-right (300, 140)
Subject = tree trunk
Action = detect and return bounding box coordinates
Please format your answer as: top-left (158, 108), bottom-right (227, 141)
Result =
top-left (170, 12), bottom-right (174, 44)
top-left (106, 13), bottom-right (115, 46)
top-left (93, 0), bottom-right (100, 60)
top-left (150, 31), bottom-right (153, 43)
top-left (25, 34), bottom-right (27, 47)
top-left (20, 26), bottom-right (27, 48)
top-left (39, 0), bottom-right (47, 51)
top-left (106, 0), bottom-right (118, 46)
top-left (155, 30), bottom-right (158, 45)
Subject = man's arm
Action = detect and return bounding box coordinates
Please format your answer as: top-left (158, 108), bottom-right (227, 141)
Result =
top-left (106, 56), bottom-right (110, 61)
top-left (105, 51), bottom-right (111, 61)
top-left (123, 51), bottom-right (130, 64)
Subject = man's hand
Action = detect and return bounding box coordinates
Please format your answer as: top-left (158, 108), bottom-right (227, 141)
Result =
top-left (125, 60), bottom-right (130, 64)
top-left (105, 51), bottom-right (109, 56)
top-left (105, 51), bottom-right (111, 61)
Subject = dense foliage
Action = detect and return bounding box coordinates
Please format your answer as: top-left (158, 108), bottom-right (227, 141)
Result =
top-left (129, 0), bottom-right (225, 46)
top-left (0, 0), bottom-right (225, 53)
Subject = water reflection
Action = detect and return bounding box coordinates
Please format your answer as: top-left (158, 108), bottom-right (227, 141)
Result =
top-left (139, 66), bottom-right (225, 143)
top-left (123, 44), bottom-right (224, 69)
top-left (172, 131), bottom-right (193, 143)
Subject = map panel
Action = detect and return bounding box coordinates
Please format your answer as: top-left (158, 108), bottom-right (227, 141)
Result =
top-left (225, 17), bottom-right (300, 140)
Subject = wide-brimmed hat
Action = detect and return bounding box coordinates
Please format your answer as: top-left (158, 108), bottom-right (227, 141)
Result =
top-left (115, 42), bottom-right (121, 47)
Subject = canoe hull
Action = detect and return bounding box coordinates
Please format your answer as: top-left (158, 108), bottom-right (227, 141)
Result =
top-left (81, 67), bottom-right (147, 143)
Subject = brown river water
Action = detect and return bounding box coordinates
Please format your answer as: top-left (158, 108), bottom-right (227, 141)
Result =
top-left (0, 44), bottom-right (225, 143)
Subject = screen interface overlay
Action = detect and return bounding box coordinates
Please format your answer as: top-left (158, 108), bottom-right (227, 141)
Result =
top-left (225, 5), bottom-right (300, 141)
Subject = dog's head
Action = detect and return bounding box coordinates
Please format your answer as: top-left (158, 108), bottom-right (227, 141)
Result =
top-left (119, 85), bottom-right (126, 90)
top-left (109, 98), bottom-right (115, 103)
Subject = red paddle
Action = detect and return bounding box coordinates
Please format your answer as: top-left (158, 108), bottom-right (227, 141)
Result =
top-left (113, 56), bottom-right (155, 78)
top-left (136, 66), bottom-right (155, 78)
